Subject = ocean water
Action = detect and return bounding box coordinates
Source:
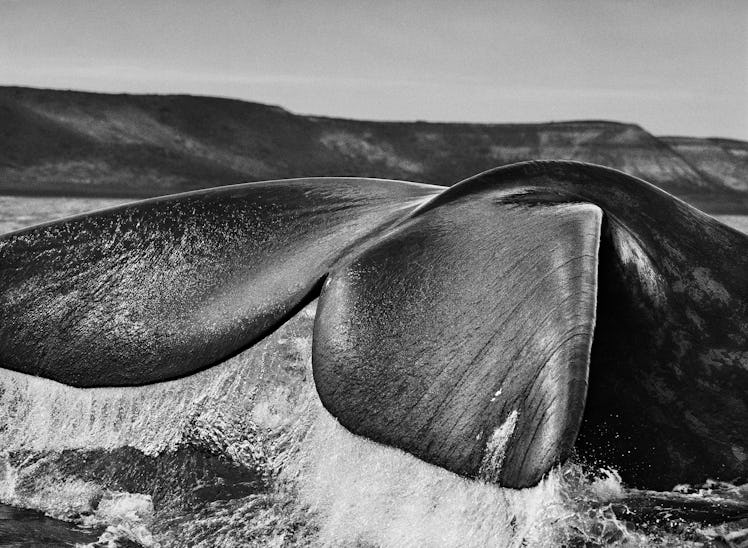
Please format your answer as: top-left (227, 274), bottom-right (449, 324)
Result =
top-left (0, 195), bottom-right (747, 548)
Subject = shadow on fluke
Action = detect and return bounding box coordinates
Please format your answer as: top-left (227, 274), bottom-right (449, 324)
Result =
top-left (1, 161), bottom-right (746, 490)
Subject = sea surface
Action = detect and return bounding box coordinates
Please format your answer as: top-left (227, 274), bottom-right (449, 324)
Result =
top-left (0, 195), bottom-right (747, 548)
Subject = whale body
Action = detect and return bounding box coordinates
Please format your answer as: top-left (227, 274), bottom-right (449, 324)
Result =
top-left (0, 161), bottom-right (745, 490)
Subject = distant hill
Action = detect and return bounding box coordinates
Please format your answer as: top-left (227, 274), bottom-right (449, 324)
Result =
top-left (1, 86), bottom-right (746, 213)
top-left (659, 136), bottom-right (748, 193)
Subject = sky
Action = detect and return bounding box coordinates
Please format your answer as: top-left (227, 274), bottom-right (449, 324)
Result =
top-left (1, 0), bottom-right (746, 139)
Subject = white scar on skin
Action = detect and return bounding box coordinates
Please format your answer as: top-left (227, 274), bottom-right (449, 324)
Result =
top-left (478, 410), bottom-right (519, 483)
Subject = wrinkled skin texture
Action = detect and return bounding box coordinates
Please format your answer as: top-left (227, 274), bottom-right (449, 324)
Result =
top-left (431, 162), bottom-right (748, 489)
top-left (0, 178), bottom-right (440, 385)
top-left (0, 161), bottom-right (745, 490)
top-left (313, 202), bottom-right (601, 488)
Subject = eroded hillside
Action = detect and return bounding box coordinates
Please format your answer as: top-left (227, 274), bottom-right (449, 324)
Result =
top-left (1, 86), bottom-right (746, 212)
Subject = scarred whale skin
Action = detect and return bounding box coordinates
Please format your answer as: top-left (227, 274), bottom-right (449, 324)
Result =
top-left (0, 161), bottom-right (745, 490)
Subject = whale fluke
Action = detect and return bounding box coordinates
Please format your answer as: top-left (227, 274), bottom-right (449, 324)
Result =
top-left (0, 178), bottom-right (440, 386)
top-left (442, 162), bottom-right (748, 489)
top-left (313, 197), bottom-right (602, 488)
top-left (0, 161), bottom-right (745, 491)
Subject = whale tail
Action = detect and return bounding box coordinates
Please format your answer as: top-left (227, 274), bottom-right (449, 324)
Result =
top-left (1, 162), bottom-right (746, 490)
top-left (0, 178), bottom-right (440, 386)
top-left (313, 199), bottom-right (602, 488)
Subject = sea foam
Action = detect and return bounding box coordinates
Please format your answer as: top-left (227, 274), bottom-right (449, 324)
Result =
top-left (0, 302), bottom-right (743, 547)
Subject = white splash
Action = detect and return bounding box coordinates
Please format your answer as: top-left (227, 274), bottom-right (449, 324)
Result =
top-left (478, 410), bottom-right (519, 483)
top-left (284, 406), bottom-right (570, 548)
top-left (80, 492), bottom-right (158, 548)
top-left (0, 305), bottom-right (316, 457)
top-left (0, 299), bottom-right (735, 547)
top-left (0, 454), bottom-right (102, 519)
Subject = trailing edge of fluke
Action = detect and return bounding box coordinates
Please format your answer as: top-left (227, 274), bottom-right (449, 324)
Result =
top-left (0, 161), bottom-right (746, 490)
